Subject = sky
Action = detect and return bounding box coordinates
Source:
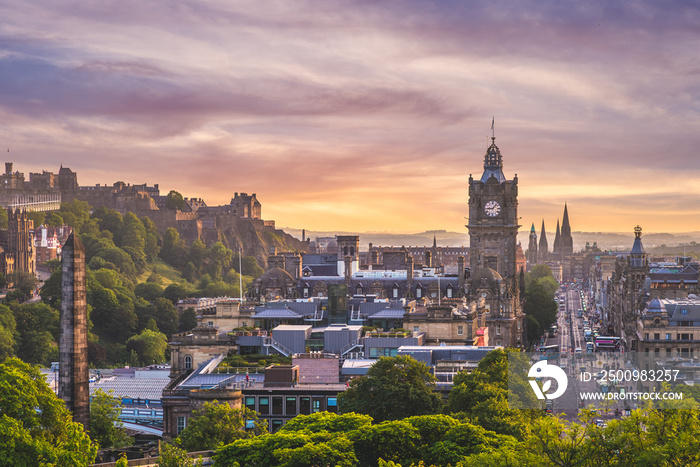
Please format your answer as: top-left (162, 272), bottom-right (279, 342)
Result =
top-left (2, 0), bottom-right (700, 235)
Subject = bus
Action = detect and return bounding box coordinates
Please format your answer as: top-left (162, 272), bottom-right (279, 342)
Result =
top-left (538, 345), bottom-right (560, 360)
top-left (594, 336), bottom-right (621, 352)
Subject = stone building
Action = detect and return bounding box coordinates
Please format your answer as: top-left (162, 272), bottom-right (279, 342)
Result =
top-left (636, 297), bottom-right (700, 359)
top-left (608, 226), bottom-right (650, 350)
top-left (0, 208), bottom-right (36, 276)
top-left (0, 162), bottom-right (62, 212)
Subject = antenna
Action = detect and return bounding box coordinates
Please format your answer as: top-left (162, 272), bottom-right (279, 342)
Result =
top-left (239, 245), bottom-right (244, 303)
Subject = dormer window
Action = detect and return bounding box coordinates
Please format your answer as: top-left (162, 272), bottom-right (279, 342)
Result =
top-left (682, 309), bottom-right (688, 315)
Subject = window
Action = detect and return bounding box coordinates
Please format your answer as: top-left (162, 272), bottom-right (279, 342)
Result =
top-left (413, 326), bottom-right (420, 333)
top-left (682, 309), bottom-right (688, 315)
top-left (303, 288), bottom-right (309, 298)
top-left (286, 397), bottom-right (297, 415)
top-left (241, 322), bottom-right (247, 327)
top-left (272, 397), bottom-right (283, 415)
top-left (392, 287), bottom-right (399, 298)
top-left (644, 333), bottom-right (649, 340)
top-left (271, 420), bottom-right (284, 433)
top-left (327, 397), bottom-right (337, 413)
top-left (496, 325), bottom-right (501, 335)
top-left (245, 397), bottom-right (255, 411)
top-left (300, 397), bottom-right (311, 415)
top-left (654, 348), bottom-right (660, 355)
top-left (184, 355), bottom-right (192, 370)
top-left (416, 288), bottom-right (422, 298)
top-left (177, 416), bottom-right (187, 435)
top-left (666, 333), bottom-right (672, 340)
top-left (447, 287), bottom-right (453, 298)
top-left (654, 333), bottom-right (660, 340)
top-left (312, 398), bottom-right (323, 413)
top-left (208, 321), bottom-right (214, 327)
top-left (258, 397), bottom-right (269, 414)
top-left (457, 326), bottom-right (464, 336)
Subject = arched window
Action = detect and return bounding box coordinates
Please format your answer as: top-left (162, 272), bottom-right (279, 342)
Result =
top-left (184, 355), bottom-right (193, 370)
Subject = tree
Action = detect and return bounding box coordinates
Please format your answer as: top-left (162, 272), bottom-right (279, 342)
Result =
top-left (165, 190), bottom-right (185, 211)
top-left (121, 212), bottom-right (146, 251)
top-left (164, 283), bottom-right (191, 304)
top-left (0, 358), bottom-right (97, 466)
top-left (60, 199), bottom-right (91, 231)
top-left (205, 242), bottom-right (232, 281)
top-left (44, 212), bottom-right (64, 227)
top-left (524, 280), bottom-right (557, 338)
top-left (11, 303), bottom-right (59, 358)
top-left (143, 297), bottom-right (179, 336)
top-left (135, 282), bottom-right (164, 302)
top-left (156, 443), bottom-right (204, 467)
top-left (161, 228), bottom-right (187, 268)
top-left (339, 355), bottom-right (443, 422)
top-left (27, 211), bottom-right (45, 228)
top-left (141, 216), bottom-right (161, 262)
top-left (0, 304), bottom-right (16, 360)
top-left (178, 402), bottom-right (265, 452)
top-left (96, 247), bottom-right (137, 278)
top-left (6, 270), bottom-right (39, 302)
top-left (93, 207), bottom-right (124, 242)
top-left (179, 307), bottom-right (197, 332)
top-left (0, 208), bottom-right (7, 229)
top-left (90, 389), bottom-right (133, 449)
top-left (188, 239), bottom-right (206, 273)
top-left (525, 314), bottom-right (541, 344)
top-left (126, 329), bottom-right (168, 365)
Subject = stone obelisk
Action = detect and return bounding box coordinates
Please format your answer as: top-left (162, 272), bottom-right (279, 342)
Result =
top-left (59, 232), bottom-right (90, 431)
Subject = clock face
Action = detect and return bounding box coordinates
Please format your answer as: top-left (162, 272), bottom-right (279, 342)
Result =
top-left (484, 200), bottom-right (501, 217)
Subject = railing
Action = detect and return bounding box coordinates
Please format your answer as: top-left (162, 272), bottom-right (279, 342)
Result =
top-left (214, 366), bottom-right (265, 374)
top-left (365, 331), bottom-right (410, 338)
top-left (304, 309), bottom-right (325, 321)
top-left (340, 338), bottom-right (365, 357)
top-left (263, 337), bottom-right (293, 356)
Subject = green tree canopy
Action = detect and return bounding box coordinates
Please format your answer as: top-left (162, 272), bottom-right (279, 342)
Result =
top-left (178, 401), bottom-right (265, 452)
top-left (126, 329), bottom-right (168, 365)
top-left (6, 270), bottom-right (39, 302)
top-left (90, 389), bottom-right (133, 449)
top-left (164, 283), bottom-right (191, 304)
top-left (135, 282), bottom-right (165, 302)
top-left (165, 190), bottom-right (185, 211)
top-left (160, 227), bottom-right (187, 268)
top-left (338, 355), bottom-right (443, 422)
top-left (0, 358), bottom-right (97, 466)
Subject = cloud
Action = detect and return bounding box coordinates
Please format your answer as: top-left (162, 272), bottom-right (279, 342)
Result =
top-left (1, 0), bottom-right (699, 233)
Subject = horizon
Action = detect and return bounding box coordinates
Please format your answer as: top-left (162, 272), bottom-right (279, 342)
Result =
top-left (3, 1), bottom-right (700, 233)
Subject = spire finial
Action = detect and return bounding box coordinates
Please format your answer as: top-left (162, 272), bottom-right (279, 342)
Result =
top-left (491, 116), bottom-right (495, 139)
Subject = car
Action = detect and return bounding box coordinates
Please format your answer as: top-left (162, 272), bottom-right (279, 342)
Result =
top-left (575, 348), bottom-right (582, 355)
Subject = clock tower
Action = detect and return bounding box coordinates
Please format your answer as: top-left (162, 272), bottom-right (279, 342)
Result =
top-left (467, 134), bottom-right (523, 347)
top-left (467, 136), bottom-right (520, 285)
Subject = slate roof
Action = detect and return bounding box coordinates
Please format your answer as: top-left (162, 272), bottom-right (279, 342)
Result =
top-left (369, 308), bottom-right (405, 319)
top-left (252, 308), bottom-right (302, 319)
top-left (90, 377), bottom-right (170, 401)
top-left (667, 300), bottom-right (700, 323)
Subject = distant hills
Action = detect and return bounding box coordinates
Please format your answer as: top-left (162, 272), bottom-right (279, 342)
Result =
top-left (282, 228), bottom-right (700, 252)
